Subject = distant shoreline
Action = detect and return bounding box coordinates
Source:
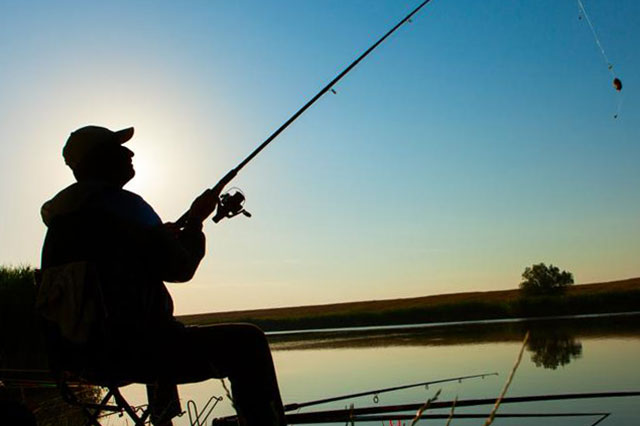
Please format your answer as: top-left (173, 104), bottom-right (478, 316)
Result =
top-left (178, 277), bottom-right (640, 332)
top-left (266, 310), bottom-right (640, 336)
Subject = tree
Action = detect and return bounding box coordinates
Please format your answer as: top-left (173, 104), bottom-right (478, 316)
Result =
top-left (526, 331), bottom-right (583, 369)
top-left (519, 263), bottom-right (574, 295)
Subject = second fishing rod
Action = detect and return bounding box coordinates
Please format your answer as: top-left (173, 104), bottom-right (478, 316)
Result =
top-left (175, 0), bottom-right (434, 228)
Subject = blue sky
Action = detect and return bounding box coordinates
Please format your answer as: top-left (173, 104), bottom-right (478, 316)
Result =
top-left (1, 1), bottom-right (639, 313)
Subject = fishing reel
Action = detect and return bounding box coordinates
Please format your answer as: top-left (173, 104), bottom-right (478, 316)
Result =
top-left (212, 188), bottom-right (251, 223)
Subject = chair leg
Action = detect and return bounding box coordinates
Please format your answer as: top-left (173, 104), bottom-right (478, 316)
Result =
top-left (81, 389), bottom-right (114, 426)
top-left (58, 379), bottom-right (151, 426)
top-left (111, 386), bottom-right (150, 425)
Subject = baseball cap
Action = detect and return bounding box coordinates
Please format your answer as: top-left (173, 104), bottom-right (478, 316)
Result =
top-left (63, 125), bottom-right (134, 169)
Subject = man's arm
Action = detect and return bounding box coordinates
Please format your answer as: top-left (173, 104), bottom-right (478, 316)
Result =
top-left (150, 188), bottom-right (219, 282)
top-left (151, 222), bottom-right (205, 283)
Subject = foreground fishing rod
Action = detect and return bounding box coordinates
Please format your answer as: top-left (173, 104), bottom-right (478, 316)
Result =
top-left (176, 0), bottom-right (434, 227)
top-left (283, 372), bottom-right (497, 412)
top-left (290, 412), bottom-right (612, 425)
top-left (283, 391), bottom-right (640, 422)
top-left (212, 391), bottom-right (640, 425)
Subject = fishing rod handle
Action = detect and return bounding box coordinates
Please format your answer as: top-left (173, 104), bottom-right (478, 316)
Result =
top-left (175, 168), bottom-right (238, 228)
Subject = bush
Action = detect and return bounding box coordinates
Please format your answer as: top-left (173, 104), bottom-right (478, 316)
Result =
top-left (0, 265), bottom-right (47, 369)
top-left (520, 263), bottom-right (574, 296)
top-left (0, 265), bottom-right (36, 317)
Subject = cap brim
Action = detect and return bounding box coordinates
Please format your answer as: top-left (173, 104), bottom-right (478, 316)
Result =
top-left (115, 127), bottom-right (134, 144)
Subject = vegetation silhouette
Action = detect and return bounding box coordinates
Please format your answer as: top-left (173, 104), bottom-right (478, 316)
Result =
top-left (520, 263), bottom-right (574, 296)
top-left (181, 278), bottom-right (640, 332)
top-left (0, 266), bottom-right (102, 425)
top-left (0, 266), bottom-right (46, 370)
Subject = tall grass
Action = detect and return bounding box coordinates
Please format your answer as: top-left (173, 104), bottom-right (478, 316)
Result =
top-left (0, 265), bottom-right (36, 318)
top-left (0, 265), bottom-right (47, 369)
top-left (483, 331), bottom-right (529, 426)
top-left (0, 265), bottom-right (103, 425)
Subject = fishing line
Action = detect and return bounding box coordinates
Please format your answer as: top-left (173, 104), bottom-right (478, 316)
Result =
top-left (576, 0), bottom-right (623, 118)
top-left (577, 0), bottom-right (612, 73)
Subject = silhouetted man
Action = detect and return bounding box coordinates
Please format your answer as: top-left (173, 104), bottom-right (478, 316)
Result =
top-left (38, 125), bottom-right (286, 425)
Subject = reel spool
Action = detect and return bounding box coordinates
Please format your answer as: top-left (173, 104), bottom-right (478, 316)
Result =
top-left (212, 188), bottom-right (251, 223)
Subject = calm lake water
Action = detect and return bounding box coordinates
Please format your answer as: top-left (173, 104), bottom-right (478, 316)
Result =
top-left (113, 314), bottom-right (640, 425)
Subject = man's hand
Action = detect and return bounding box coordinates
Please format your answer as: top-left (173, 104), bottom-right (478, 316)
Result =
top-left (188, 188), bottom-right (220, 223)
top-left (182, 169), bottom-right (236, 226)
top-left (163, 222), bottom-right (181, 238)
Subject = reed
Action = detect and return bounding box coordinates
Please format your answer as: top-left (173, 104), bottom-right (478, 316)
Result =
top-left (410, 388), bottom-right (441, 425)
top-left (483, 331), bottom-right (530, 426)
top-left (444, 396), bottom-right (457, 426)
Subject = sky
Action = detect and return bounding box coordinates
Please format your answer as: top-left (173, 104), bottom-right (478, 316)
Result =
top-left (1, 0), bottom-right (639, 314)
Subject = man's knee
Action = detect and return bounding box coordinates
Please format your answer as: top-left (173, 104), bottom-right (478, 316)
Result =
top-left (197, 323), bottom-right (271, 366)
top-left (233, 323), bottom-right (269, 350)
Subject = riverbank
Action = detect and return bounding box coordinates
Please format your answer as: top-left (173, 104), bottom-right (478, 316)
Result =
top-left (178, 277), bottom-right (640, 331)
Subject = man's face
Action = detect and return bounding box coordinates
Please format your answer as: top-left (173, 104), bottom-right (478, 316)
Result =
top-left (87, 143), bottom-right (135, 187)
top-left (111, 145), bottom-right (135, 186)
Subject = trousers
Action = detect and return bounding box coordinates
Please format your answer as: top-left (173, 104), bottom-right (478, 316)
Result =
top-left (111, 322), bottom-right (286, 426)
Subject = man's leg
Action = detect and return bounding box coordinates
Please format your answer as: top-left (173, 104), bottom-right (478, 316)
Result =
top-left (146, 382), bottom-right (181, 426)
top-left (181, 323), bottom-right (287, 426)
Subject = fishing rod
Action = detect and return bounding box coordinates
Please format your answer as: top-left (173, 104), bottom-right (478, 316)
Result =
top-left (275, 391), bottom-right (640, 422)
top-left (283, 372), bottom-right (497, 412)
top-left (214, 412), bottom-right (612, 426)
top-left (212, 391), bottom-right (640, 425)
top-left (292, 412), bottom-right (612, 425)
top-left (176, 0), bottom-right (435, 227)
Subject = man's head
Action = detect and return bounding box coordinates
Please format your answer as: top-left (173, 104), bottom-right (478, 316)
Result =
top-left (63, 125), bottom-right (135, 187)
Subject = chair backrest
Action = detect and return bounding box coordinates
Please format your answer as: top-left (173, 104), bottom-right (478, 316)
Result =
top-left (35, 262), bottom-right (106, 346)
top-left (34, 264), bottom-right (110, 383)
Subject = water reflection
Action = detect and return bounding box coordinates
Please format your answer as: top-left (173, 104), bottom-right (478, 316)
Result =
top-left (526, 329), bottom-right (582, 369)
top-left (268, 314), bottom-right (635, 356)
top-left (3, 314), bottom-right (640, 425)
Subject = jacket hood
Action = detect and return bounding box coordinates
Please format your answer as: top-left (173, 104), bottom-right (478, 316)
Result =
top-left (41, 181), bottom-right (116, 227)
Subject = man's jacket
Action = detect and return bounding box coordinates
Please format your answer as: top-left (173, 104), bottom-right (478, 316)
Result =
top-left (39, 181), bottom-right (205, 344)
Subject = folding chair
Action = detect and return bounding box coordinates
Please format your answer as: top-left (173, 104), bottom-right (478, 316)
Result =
top-left (35, 267), bottom-right (155, 425)
top-left (55, 371), bottom-right (150, 426)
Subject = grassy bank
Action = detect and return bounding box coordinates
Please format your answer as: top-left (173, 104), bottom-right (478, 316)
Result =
top-left (0, 266), bottom-right (47, 370)
top-left (178, 277), bottom-right (640, 331)
top-left (0, 266), bottom-right (100, 426)
top-left (2, 264), bottom-right (639, 338)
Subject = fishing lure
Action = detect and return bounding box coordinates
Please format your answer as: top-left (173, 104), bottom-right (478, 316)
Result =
top-left (577, 0), bottom-right (623, 118)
